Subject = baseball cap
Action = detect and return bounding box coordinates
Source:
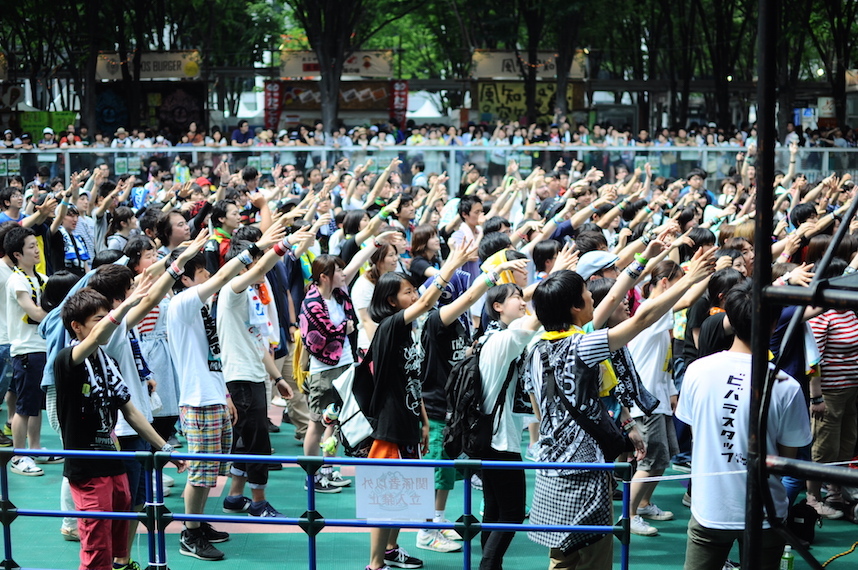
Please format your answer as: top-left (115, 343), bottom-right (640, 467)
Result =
top-left (576, 251), bottom-right (620, 280)
top-left (43, 127), bottom-right (54, 135)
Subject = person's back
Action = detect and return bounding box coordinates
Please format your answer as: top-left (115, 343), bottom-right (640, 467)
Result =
top-left (675, 281), bottom-right (811, 570)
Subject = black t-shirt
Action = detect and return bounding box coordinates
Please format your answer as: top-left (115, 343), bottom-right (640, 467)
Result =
top-left (697, 312), bottom-right (733, 358)
top-left (682, 295), bottom-right (711, 364)
top-left (47, 230), bottom-right (87, 277)
top-left (339, 236), bottom-right (360, 266)
top-left (408, 256), bottom-right (438, 288)
top-left (55, 346), bottom-right (131, 481)
top-left (420, 310), bottom-right (469, 421)
top-left (368, 311), bottom-right (423, 445)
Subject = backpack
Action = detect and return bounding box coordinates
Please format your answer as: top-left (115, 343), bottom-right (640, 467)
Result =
top-left (442, 338), bottom-right (517, 459)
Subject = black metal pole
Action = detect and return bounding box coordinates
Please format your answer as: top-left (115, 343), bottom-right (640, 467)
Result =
top-left (744, 0), bottom-right (777, 567)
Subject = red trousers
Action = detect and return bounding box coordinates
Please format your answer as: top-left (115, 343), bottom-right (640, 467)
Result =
top-left (69, 474), bottom-right (131, 570)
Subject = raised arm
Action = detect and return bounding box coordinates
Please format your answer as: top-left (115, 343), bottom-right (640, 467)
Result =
top-left (403, 241), bottom-right (477, 325)
top-left (607, 246), bottom-right (716, 352)
top-left (439, 259), bottom-right (529, 326)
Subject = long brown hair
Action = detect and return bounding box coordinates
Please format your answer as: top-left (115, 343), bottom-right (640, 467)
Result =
top-left (411, 224), bottom-right (437, 259)
top-left (367, 243), bottom-right (395, 284)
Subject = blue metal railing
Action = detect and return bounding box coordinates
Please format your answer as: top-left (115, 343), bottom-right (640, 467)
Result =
top-left (0, 448), bottom-right (632, 570)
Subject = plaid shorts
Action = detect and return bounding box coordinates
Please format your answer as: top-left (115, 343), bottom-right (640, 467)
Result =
top-left (180, 404), bottom-right (233, 488)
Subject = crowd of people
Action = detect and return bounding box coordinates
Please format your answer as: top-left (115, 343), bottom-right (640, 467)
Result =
top-left (1, 120), bottom-right (856, 570)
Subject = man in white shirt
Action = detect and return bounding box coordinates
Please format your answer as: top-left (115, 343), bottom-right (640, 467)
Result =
top-left (676, 281), bottom-right (812, 570)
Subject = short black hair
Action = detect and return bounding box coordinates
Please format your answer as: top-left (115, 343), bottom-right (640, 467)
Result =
top-left (532, 270), bottom-right (586, 332)
top-left (484, 283), bottom-right (523, 322)
top-left (170, 247), bottom-right (205, 292)
top-left (707, 268), bottom-right (745, 308)
top-left (242, 167), bottom-right (259, 182)
top-left (123, 236), bottom-right (155, 272)
top-left (572, 231), bottom-right (608, 255)
top-left (92, 249), bottom-right (124, 268)
top-left (3, 225), bottom-right (35, 263)
top-left (225, 239), bottom-right (261, 264)
top-left (0, 187), bottom-right (21, 210)
top-left (0, 220), bottom-right (20, 257)
top-left (478, 232), bottom-right (512, 262)
top-left (42, 270), bottom-right (82, 312)
top-left (533, 240), bottom-right (561, 272)
top-left (458, 195), bottom-right (482, 220)
top-left (483, 216), bottom-right (510, 235)
top-left (723, 280), bottom-right (754, 343)
top-left (211, 199), bottom-right (236, 229)
top-left (790, 202), bottom-right (818, 229)
top-left (88, 264), bottom-right (135, 305)
top-left (62, 288), bottom-right (112, 337)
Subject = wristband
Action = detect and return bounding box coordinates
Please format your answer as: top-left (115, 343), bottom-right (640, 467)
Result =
top-left (810, 396), bottom-right (824, 405)
top-left (61, 200), bottom-right (73, 207)
top-left (379, 210), bottom-right (391, 220)
top-left (160, 443), bottom-right (175, 454)
top-left (624, 267), bottom-right (641, 281)
top-left (634, 253), bottom-right (648, 265)
top-left (107, 311), bottom-right (121, 326)
top-left (434, 278), bottom-right (447, 291)
top-left (435, 274), bottom-right (449, 285)
top-left (247, 243), bottom-right (262, 257)
top-left (166, 266), bottom-right (182, 280)
top-left (237, 250), bottom-right (254, 266)
top-left (373, 239), bottom-right (382, 248)
top-left (225, 393), bottom-right (231, 399)
top-left (273, 240), bottom-right (289, 256)
top-left (589, 205), bottom-right (597, 214)
top-left (552, 214), bottom-right (564, 224)
top-left (644, 206), bottom-right (653, 214)
top-left (641, 233), bottom-right (653, 246)
top-left (517, 231), bottom-right (529, 241)
top-left (274, 376), bottom-right (285, 384)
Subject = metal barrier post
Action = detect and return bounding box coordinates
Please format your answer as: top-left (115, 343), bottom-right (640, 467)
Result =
top-left (0, 450), bottom-right (17, 570)
top-left (616, 462), bottom-right (633, 570)
top-left (297, 456), bottom-right (325, 570)
top-left (455, 460), bottom-right (483, 570)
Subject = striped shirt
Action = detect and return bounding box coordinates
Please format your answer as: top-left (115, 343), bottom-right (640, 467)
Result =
top-left (809, 309), bottom-right (858, 390)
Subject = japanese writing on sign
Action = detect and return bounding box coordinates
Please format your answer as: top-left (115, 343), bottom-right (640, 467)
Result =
top-left (720, 374), bottom-right (747, 465)
top-left (355, 466), bottom-right (433, 521)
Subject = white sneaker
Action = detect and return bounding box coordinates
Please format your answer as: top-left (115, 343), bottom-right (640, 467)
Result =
top-left (326, 471), bottom-right (352, 487)
top-left (415, 529), bottom-right (461, 553)
top-left (437, 520), bottom-right (462, 541)
top-left (10, 456), bottom-right (43, 477)
top-left (638, 503), bottom-right (674, 521)
top-left (630, 515), bottom-right (658, 536)
top-left (271, 396), bottom-right (289, 408)
top-left (525, 443), bottom-right (538, 461)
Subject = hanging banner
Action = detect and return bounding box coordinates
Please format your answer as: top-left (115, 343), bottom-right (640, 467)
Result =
top-left (472, 50), bottom-right (586, 80)
top-left (0, 53), bottom-right (7, 82)
top-left (264, 81), bottom-right (284, 130)
top-left (477, 82), bottom-right (580, 123)
top-left (265, 80), bottom-right (390, 111)
top-left (389, 80), bottom-right (408, 127)
top-left (280, 51), bottom-right (393, 78)
top-left (96, 51), bottom-right (202, 81)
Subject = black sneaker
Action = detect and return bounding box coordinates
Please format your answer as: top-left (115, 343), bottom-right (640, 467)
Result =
top-left (267, 419), bottom-right (280, 433)
top-left (222, 495), bottom-right (252, 513)
top-left (199, 522), bottom-right (229, 543)
top-left (248, 501), bottom-right (283, 518)
top-left (0, 433), bottom-right (11, 447)
top-left (281, 410), bottom-right (293, 425)
top-left (384, 546), bottom-right (423, 569)
top-left (179, 529), bottom-right (225, 561)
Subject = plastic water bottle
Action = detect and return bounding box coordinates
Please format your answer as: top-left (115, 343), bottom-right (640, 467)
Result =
top-left (780, 545), bottom-right (794, 570)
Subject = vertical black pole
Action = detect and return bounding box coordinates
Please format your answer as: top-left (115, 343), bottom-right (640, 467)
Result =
top-left (744, 0), bottom-right (777, 567)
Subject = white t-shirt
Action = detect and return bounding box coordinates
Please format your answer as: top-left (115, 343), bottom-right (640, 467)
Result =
top-left (308, 296), bottom-right (354, 373)
top-left (0, 262), bottom-right (12, 345)
top-left (167, 287), bottom-right (228, 407)
top-left (479, 323), bottom-right (539, 453)
top-left (217, 285), bottom-right (267, 383)
top-left (350, 275), bottom-right (375, 351)
top-left (627, 302), bottom-right (677, 417)
top-left (105, 317), bottom-right (154, 437)
top-left (6, 270), bottom-right (48, 356)
top-left (675, 351), bottom-right (811, 530)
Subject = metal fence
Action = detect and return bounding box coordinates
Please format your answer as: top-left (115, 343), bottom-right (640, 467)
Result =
top-left (0, 448), bottom-right (633, 570)
top-left (2, 146), bottom-right (858, 196)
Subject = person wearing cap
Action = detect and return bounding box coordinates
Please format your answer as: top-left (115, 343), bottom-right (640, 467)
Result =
top-left (38, 127), bottom-right (58, 151)
top-left (576, 250), bottom-right (620, 281)
top-left (2, 129), bottom-right (17, 149)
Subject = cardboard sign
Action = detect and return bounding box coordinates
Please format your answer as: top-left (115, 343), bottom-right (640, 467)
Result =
top-left (355, 465), bottom-right (434, 521)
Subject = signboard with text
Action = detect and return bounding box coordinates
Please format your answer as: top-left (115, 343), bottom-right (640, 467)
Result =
top-left (356, 465), bottom-right (434, 521)
top-left (96, 51), bottom-right (202, 81)
top-left (477, 82), bottom-right (581, 123)
top-left (280, 51), bottom-right (393, 78)
top-left (472, 50), bottom-right (586, 80)
top-left (389, 80), bottom-right (408, 127)
top-left (264, 80), bottom-right (391, 112)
